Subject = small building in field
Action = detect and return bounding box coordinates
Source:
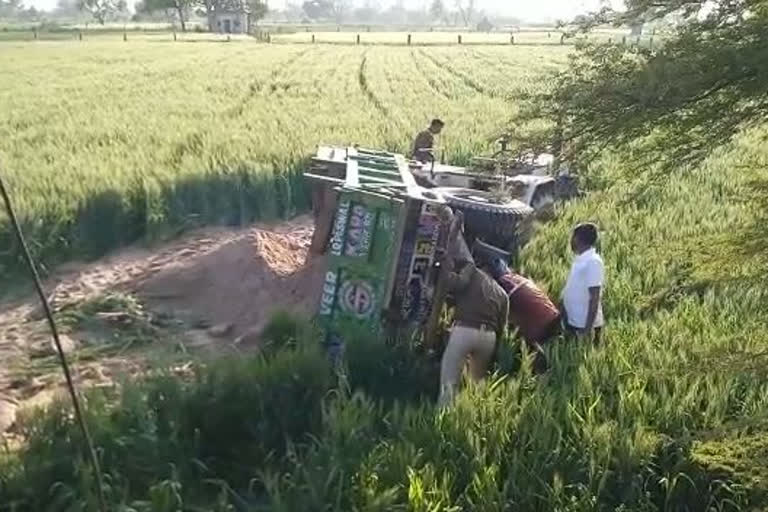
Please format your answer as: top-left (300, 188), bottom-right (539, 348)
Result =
top-left (211, 7), bottom-right (249, 34)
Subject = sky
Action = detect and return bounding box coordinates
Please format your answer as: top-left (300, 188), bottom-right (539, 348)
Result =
top-left (26, 0), bottom-right (623, 22)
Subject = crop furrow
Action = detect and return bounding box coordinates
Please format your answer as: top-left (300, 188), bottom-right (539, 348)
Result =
top-left (358, 50), bottom-right (390, 117)
top-left (417, 49), bottom-right (492, 98)
top-left (408, 50), bottom-right (451, 100)
top-left (227, 47), bottom-right (315, 117)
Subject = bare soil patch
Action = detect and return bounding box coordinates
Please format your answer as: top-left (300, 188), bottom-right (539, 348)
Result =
top-left (0, 216), bottom-right (323, 434)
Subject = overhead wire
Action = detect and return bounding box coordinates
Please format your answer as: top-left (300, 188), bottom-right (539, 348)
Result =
top-left (0, 169), bottom-right (107, 512)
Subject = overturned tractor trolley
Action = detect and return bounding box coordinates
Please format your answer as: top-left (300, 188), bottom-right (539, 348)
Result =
top-left (305, 146), bottom-right (532, 351)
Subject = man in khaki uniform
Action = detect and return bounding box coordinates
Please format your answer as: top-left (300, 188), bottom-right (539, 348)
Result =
top-left (411, 119), bottom-right (445, 163)
top-left (439, 257), bottom-right (508, 407)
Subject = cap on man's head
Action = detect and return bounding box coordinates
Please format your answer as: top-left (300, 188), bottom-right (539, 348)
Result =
top-left (430, 118), bottom-right (445, 128)
top-left (489, 257), bottom-right (508, 279)
top-left (573, 222), bottom-right (599, 247)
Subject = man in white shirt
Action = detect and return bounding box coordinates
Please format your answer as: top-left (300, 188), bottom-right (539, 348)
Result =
top-left (561, 223), bottom-right (605, 344)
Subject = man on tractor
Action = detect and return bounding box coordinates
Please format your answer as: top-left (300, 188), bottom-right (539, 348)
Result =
top-left (411, 118), bottom-right (445, 163)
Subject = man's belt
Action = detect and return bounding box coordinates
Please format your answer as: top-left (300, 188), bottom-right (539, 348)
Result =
top-left (453, 320), bottom-right (494, 331)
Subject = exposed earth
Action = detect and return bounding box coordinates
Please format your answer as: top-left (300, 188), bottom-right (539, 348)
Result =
top-left (0, 215), bottom-right (324, 439)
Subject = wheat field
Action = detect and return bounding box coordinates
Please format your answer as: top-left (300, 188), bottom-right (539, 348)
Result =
top-left (0, 41), bottom-right (567, 273)
top-left (0, 38), bottom-right (767, 511)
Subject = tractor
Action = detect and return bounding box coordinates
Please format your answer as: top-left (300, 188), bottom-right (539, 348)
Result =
top-left (304, 144), bottom-right (576, 353)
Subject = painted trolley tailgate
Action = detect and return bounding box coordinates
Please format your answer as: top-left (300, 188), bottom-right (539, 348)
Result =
top-left (317, 188), bottom-right (405, 336)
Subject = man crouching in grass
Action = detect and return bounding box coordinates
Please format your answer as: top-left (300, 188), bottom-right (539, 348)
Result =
top-left (562, 223), bottom-right (605, 344)
top-left (439, 256), bottom-right (508, 407)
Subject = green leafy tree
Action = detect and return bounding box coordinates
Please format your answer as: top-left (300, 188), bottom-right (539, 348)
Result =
top-left (140, 0), bottom-right (194, 30)
top-left (246, 0), bottom-right (267, 23)
top-left (517, 0), bottom-right (768, 289)
top-left (453, 0), bottom-right (474, 26)
top-left (429, 0), bottom-right (444, 22)
top-left (77, 0), bottom-right (126, 23)
top-left (0, 0), bottom-right (23, 17)
top-left (523, 0), bottom-right (768, 174)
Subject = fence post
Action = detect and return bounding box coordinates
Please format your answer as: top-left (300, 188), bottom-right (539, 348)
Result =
top-left (311, 33), bottom-right (315, 43)
top-left (78, 31), bottom-right (82, 41)
top-left (510, 33), bottom-right (514, 44)
top-left (608, 36), bottom-right (612, 44)
top-left (622, 35), bottom-right (626, 46)
top-left (33, 28), bottom-right (38, 39)
top-left (560, 33), bottom-right (565, 45)
top-left (649, 36), bottom-right (654, 49)
top-left (458, 34), bottom-right (462, 44)
top-left (173, 30), bottom-right (177, 41)
top-left (356, 33), bottom-right (360, 44)
top-left (407, 33), bottom-right (411, 45)
top-left (123, 30), bottom-right (127, 41)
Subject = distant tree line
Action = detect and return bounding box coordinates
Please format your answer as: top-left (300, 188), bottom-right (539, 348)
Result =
top-left (0, 0), bottom-right (527, 32)
top-left (1, 0), bottom-right (267, 31)
top-left (272, 0), bottom-right (517, 29)
top-left (0, 0), bottom-right (43, 21)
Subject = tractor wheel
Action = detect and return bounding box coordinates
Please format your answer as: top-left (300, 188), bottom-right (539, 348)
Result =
top-left (530, 180), bottom-right (556, 221)
top-left (554, 174), bottom-right (580, 201)
top-left (435, 187), bottom-right (533, 260)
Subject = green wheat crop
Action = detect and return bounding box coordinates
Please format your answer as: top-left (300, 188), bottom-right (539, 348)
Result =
top-left (0, 41), bottom-right (567, 275)
top-left (0, 39), bottom-right (766, 512)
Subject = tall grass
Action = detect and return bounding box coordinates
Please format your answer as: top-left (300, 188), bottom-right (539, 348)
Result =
top-left (1, 41), bottom-right (767, 511)
top-left (3, 127), bottom-right (768, 510)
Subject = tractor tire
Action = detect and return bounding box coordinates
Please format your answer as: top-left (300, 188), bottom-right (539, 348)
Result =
top-left (529, 180), bottom-right (556, 221)
top-left (435, 188), bottom-right (533, 261)
top-left (554, 174), bottom-right (580, 201)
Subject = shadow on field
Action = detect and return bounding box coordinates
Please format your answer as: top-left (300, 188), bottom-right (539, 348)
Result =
top-left (0, 163), bottom-right (310, 284)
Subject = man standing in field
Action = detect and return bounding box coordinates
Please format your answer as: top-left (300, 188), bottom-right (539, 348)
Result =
top-left (439, 255), bottom-right (508, 407)
top-left (562, 223), bottom-right (605, 344)
top-left (487, 257), bottom-right (561, 374)
top-left (411, 118), bottom-right (445, 163)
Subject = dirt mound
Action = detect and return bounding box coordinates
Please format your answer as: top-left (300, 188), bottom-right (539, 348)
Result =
top-left (136, 217), bottom-right (324, 338)
top-left (0, 216), bottom-right (325, 419)
top-left (256, 229), bottom-right (314, 276)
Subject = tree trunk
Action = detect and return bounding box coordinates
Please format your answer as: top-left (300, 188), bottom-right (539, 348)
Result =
top-left (171, 0), bottom-right (186, 31)
top-left (177, 7), bottom-right (186, 31)
top-left (203, 0), bottom-right (215, 31)
top-left (466, 0), bottom-right (474, 25)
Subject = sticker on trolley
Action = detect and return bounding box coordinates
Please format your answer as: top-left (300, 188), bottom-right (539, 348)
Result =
top-left (318, 271), bottom-right (338, 316)
top-left (344, 204), bottom-right (375, 258)
top-left (339, 279), bottom-right (376, 319)
top-left (330, 200), bottom-right (351, 256)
